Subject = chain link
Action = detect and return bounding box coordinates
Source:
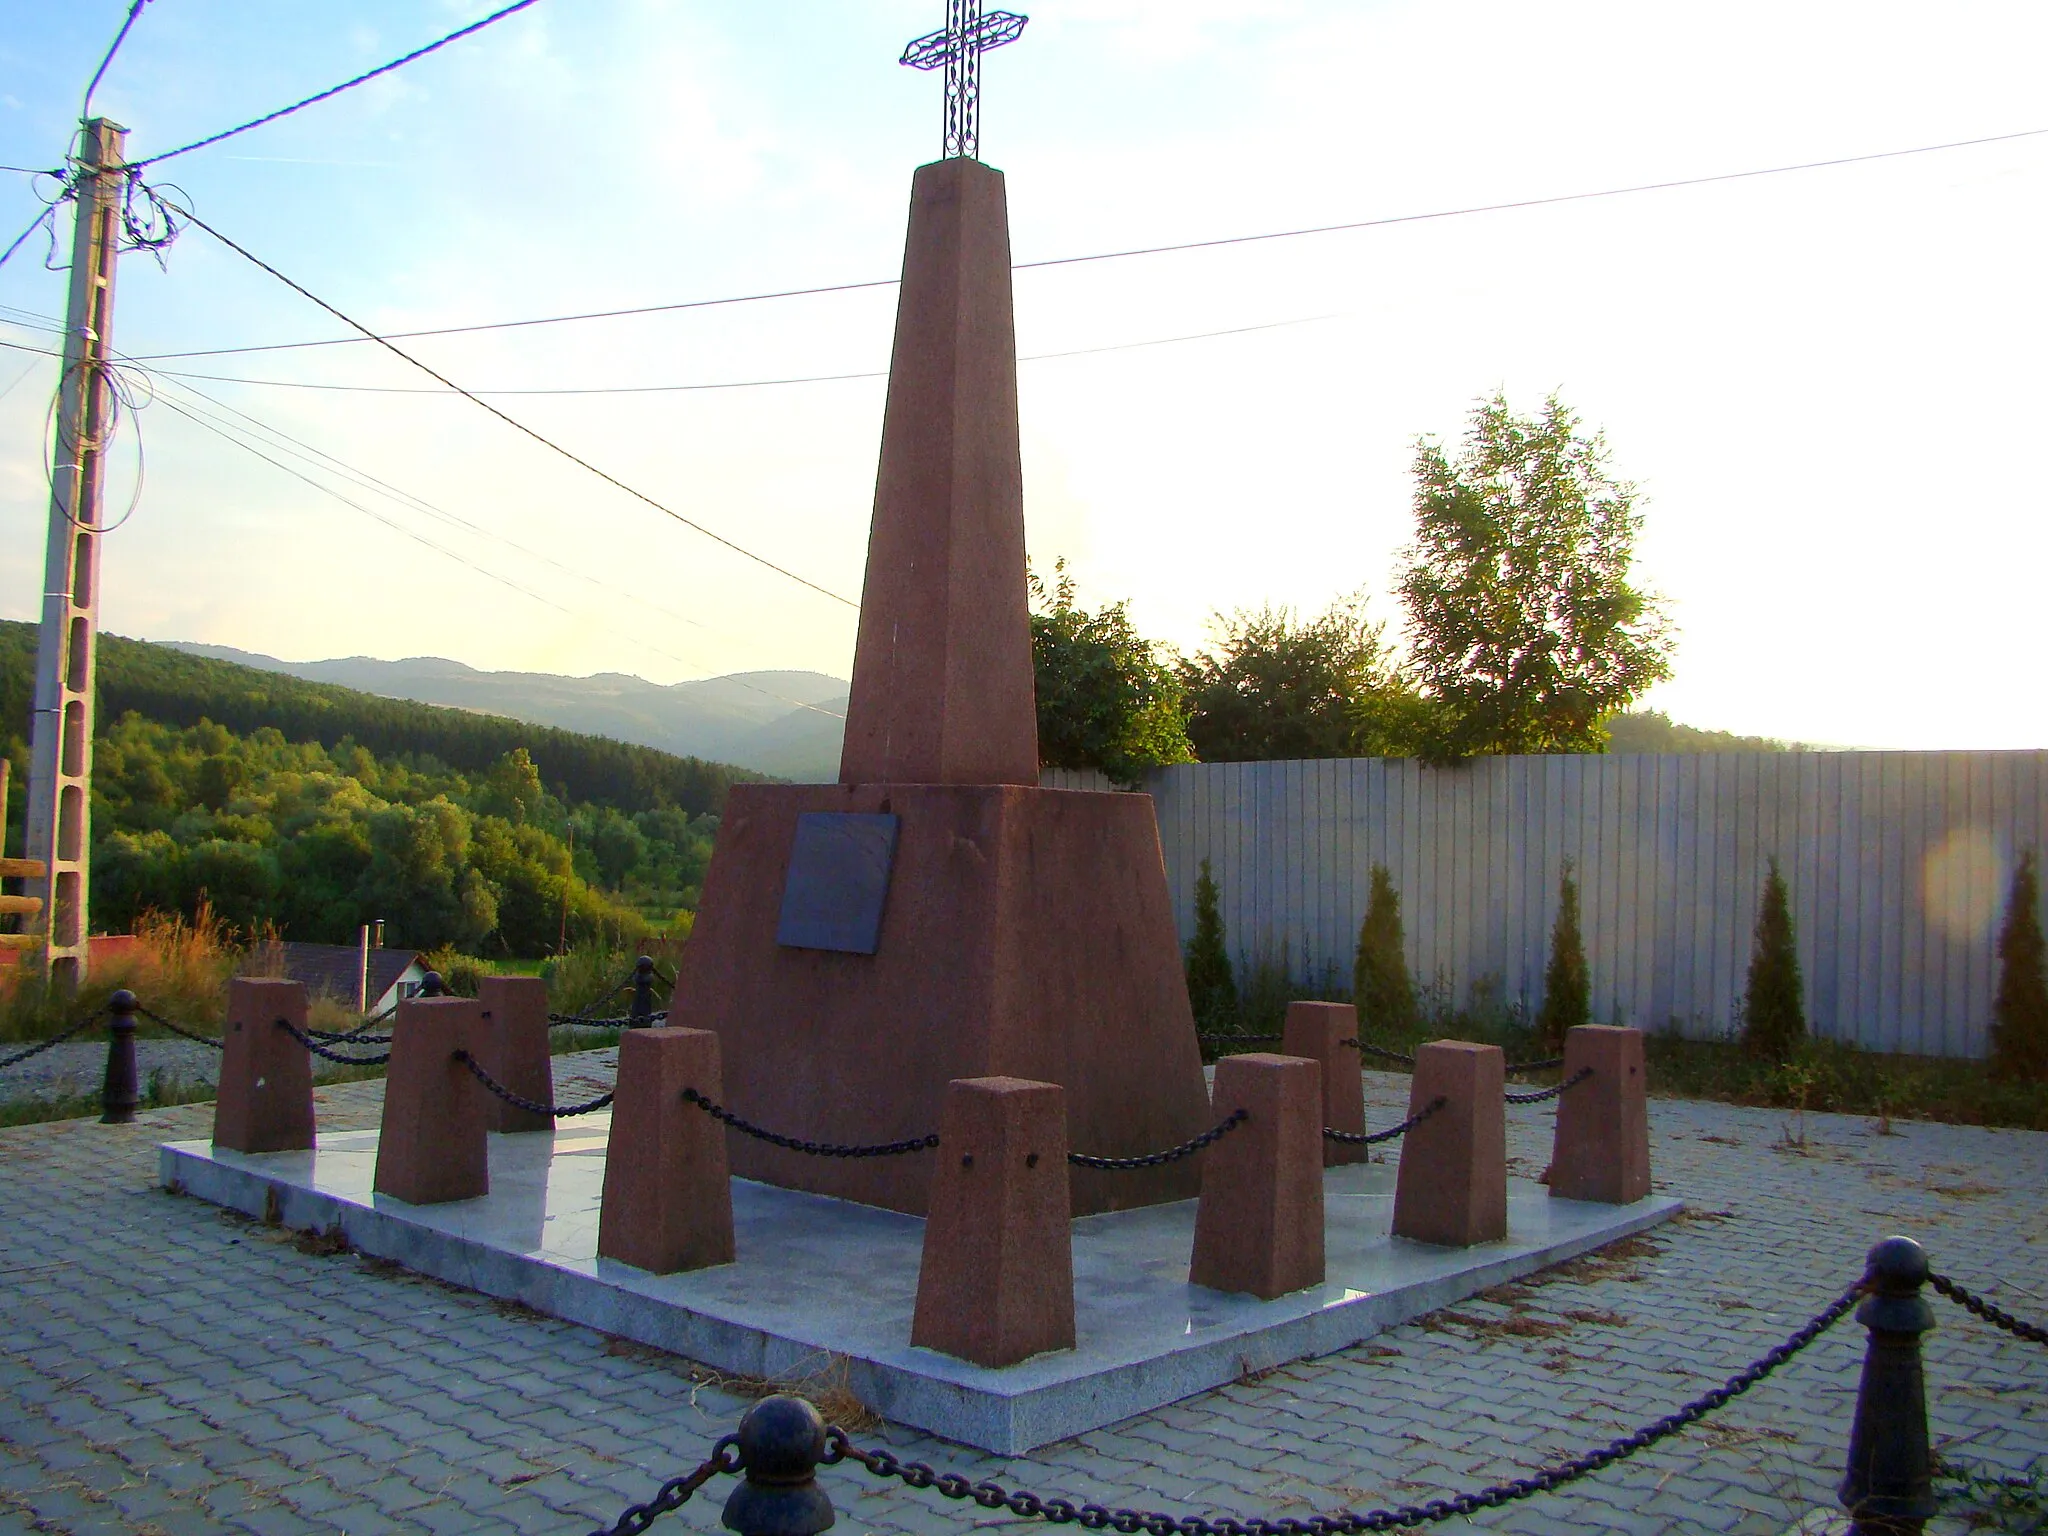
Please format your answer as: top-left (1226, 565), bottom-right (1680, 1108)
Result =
top-left (0, 1011), bottom-right (103, 1070)
top-left (1505, 1056), bottom-right (1565, 1074)
top-left (135, 1005), bottom-right (225, 1049)
top-left (454, 1050), bottom-right (614, 1116)
top-left (823, 1285), bottom-right (1861, 1533)
top-left (549, 1011), bottom-right (666, 1028)
top-left (1504, 1067), bottom-right (1594, 1105)
top-left (1338, 1038), bottom-right (1417, 1068)
top-left (273, 1015), bottom-right (391, 1066)
top-left (1931, 1272), bottom-right (2048, 1347)
top-left (588, 1437), bottom-right (740, 1536)
top-left (1198, 1032), bottom-right (1283, 1048)
top-left (681, 1087), bottom-right (940, 1158)
top-left (1323, 1096), bottom-right (1446, 1146)
top-left (302, 1026), bottom-right (393, 1046)
top-left (1070, 1108), bottom-right (1249, 1170)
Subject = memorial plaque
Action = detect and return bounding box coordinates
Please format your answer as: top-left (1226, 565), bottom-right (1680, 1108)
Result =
top-left (776, 812), bottom-right (900, 954)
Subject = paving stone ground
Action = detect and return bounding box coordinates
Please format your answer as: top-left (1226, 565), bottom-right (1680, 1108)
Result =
top-left (0, 1054), bottom-right (2042, 1536)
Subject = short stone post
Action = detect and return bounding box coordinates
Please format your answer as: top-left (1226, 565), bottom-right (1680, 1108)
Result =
top-left (1840, 1237), bottom-right (1937, 1536)
top-left (99, 989), bottom-right (140, 1125)
top-left (475, 976), bottom-right (554, 1134)
top-left (373, 995), bottom-right (489, 1205)
top-left (630, 956), bottom-right (657, 1026)
top-left (1281, 1001), bottom-right (1366, 1166)
top-left (1391, 1041), bottom-right (1506, 1247)
top-left (212, 978), bottom-right (315, 1153)
top-left (1547, 1025), bottom-right (1650, 1203)
top-left (598, 1028), bottom-right (734, 1274)
top-left (912, 1077), bottom-right (1074, 1367)
top-left (721, 1396), bottom-right (835, 1536)
top-left (1190, 1053), bottom-right (1324, 1299)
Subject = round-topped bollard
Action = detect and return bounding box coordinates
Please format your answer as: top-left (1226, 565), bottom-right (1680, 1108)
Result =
top-left (631, 955), bottom-right (658, 1025)
top-left (721, 1396), bottom-right (834, 1536)
top-left (100, 989), bottom-right (140, 1124)
top-left (1839, 1235), bottom-right (1937, 1532)
top-left (418, 971), bottom-right (446, 998)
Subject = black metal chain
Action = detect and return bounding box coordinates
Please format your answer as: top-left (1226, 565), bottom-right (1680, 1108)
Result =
top-left (273, 1015), bottom-right (391, 1066)
top-left (1339, 1038), bottom-right (1418, 1068)
top-left (822, 1285), bottom-right (1861, 1533)
top-left (587, 1437), bottom-right (740, 1536)
top-left (548, 1010), bottom-right (665, 1028)
top-left (454, 1050), bottom-right (614, 1116)
top-left (1324, 1096), bottom-right (1447, 1146)
top-left (1070, 1108), bottom-right (1249, 1170)
top-left (681, 1087), bottom-right (940, 1158)
top-left (1199, 1032), bottom-right (1283, 1048)
top-left (0, 1011), bottom-right (103, 1070)
top-left (135, 1005), bottom-right (224, 1049)
top-left (1506, 1056), bottom-right (1565, 1074)
top-left (1504, 1067), bottom-right (1594, 1105)
top-left (302, 1026), bottom-right (393, 1046)
top-left (1930, 1272), bottom-right (2048, 1347)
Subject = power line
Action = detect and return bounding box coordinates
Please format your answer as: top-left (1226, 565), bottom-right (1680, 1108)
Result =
top-left (146, 387), bottom-right (847, 721)
top-left (168, 202), bottom-right (859, 609)
top-left (82, 0), bottom-right (154, 123)
top-left (0, 206), bottom-right (56, 273)
top-left (126, 123), bottom-right (2048, 364)
top-left (130, 0), bottom-right (545, 169)
top-left (142, 315), bottom-right (1333, 395)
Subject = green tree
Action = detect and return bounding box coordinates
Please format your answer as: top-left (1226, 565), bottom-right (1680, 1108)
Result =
top-left (1029, 561), bottom-right (1194, 786)
top-left (1398, 392), bottom-right (1674, 759)
top-left (1179, 593), bottom-right (1430, 762)
top-left (1353, 863), bottom-right (1417, 1040)
top-left (476, 747), bottom-right (546, 825)
top-left (1991, 850), bottom-right (2048, 1081)
top-left (1535, 862), bottom-right (1590, 1051)
top-left (1742, 857), bottom-right (1806, 1061)
top-left (1184, 857), bottom-right (1236, 1031)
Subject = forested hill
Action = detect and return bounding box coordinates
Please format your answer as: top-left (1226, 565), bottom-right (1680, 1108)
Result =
top-left (0, 621), bottom-right (760, 816)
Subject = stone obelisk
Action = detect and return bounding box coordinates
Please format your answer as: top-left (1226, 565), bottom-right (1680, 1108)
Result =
top-left (671, 158), bottom-right (1211, 1218)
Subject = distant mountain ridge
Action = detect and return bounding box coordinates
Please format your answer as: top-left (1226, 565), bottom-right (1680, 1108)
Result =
top-left (163, 644), bottom-right (849, 782)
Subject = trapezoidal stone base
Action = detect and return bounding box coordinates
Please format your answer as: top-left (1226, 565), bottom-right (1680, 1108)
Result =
top-left (672, 782), bottom-right (1212, 1216)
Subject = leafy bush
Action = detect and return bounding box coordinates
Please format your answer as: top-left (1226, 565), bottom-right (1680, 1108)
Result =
top-left (1535, 863), bottom-right (1589, 1051)
top-left (1992, 850), bottom-right (2048, 1082)
top-left (1353, 864), bottom-right (1417, 1041)
top-left (1742, 857), bottom-right (1806, 1062)
top-left (1184, 858), bottom-right (1236, 1031)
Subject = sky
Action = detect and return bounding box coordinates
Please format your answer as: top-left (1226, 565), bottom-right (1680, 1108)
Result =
top-left (0, 0), bottom-right (2043, 748)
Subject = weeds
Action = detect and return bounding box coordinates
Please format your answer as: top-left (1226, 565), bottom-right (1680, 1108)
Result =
top-left (1937, 1456), bottom-right (2048, 1534)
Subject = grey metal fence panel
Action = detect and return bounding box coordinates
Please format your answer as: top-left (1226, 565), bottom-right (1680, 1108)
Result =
top-left (1045, 750), bottom-right (2048, 1058)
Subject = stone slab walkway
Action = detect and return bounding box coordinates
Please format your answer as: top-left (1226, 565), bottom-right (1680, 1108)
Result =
top-left (0, 1056), bottom-right (2041, 1536)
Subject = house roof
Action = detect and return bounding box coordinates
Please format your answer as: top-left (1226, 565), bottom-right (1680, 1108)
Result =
top-left (279, 942), bottom-right (421, 1004)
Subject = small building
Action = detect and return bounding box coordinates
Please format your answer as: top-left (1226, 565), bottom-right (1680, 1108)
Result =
top-left (278, 942), bottom-right (429, 1014)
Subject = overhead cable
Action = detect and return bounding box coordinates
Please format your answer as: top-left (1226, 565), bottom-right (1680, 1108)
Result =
top-left (130, 0), bottom-right (545, 168)
top-left (168, 202), bottom-right (858, 609)
top-left (145, 315), bottom-right (1332, 395)
top-left (127, 123), bottom-right (2048, 364)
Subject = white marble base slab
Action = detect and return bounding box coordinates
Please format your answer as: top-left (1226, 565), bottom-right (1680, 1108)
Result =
top-left (160, 1120), bottom-right (1677, 1454)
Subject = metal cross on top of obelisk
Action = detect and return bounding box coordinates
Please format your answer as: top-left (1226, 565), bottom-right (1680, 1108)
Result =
top-left (899, 1), bottom-right (1028, 162)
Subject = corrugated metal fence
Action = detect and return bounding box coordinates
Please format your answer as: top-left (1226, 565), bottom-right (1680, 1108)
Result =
top-left (1045, 753), bottom-right (2048, 1058)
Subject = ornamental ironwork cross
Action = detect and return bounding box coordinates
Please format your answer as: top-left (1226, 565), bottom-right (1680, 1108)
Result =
top-left (899, 1), bottom-right (1028, 162)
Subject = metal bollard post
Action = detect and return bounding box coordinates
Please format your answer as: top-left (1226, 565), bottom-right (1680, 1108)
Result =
top-left (100, 989), bottom-right (140, 1125)
top-left (418, 970), bottom-right (445, 999)
top-left (1840, 1236), bottom-right (1938, 1535)
top-left (721, 1396), bottom-right (835, 1536)
top-left (630, 955), bottom-right (656, 1027)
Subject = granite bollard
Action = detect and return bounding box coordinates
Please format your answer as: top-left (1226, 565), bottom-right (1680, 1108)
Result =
top-left (1391, 1041), bottom-right (1506, 1248)
top-left (212, 978), bottom-right (315, 1154)
top-left (598, 1028), bottom-right (735, 1274)
top-left (475, 976), bottom-right (554, 1134)
top-left (1281, 1001), bottom-right (1366, 1167)
top-left (912, 1077), bottom-right (1074, 1367)
top-left (1548, 1025), bottom-right (1650, 1204)
top-left (373, 996), bottom-right (488, 1205)
top-left (1189, 1053), bottom-right (1325, 1299)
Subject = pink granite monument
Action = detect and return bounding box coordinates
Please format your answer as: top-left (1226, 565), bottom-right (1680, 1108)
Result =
top-left (672, 156), bottom-right (1210, 1218)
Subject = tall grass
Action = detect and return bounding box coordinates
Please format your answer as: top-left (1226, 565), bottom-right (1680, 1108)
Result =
top-left (0, 905), bottom-right (243, 1043)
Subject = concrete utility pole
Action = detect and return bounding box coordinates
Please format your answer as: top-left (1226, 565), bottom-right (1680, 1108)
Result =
top-left (25, 117), bottom-right (127, 986)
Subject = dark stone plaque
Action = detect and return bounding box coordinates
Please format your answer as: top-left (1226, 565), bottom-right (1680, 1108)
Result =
top-left (776, 812), bottom-right (900, 955)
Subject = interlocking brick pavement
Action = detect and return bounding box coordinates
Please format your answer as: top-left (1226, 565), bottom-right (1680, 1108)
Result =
top-left (0, 1054), bottom-right (2041, 1536)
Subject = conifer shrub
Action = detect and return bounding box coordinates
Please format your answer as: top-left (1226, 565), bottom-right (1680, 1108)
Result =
top-left (1535, 862), bottom-right (1590, 1051)
top-left (1184, 857), bottom-right (1237, 1031)
top-left (1353, 863), bottom-right (1417, 1041)
top-left (1992, 850), bottom-right (2048, 1082)
top-left (1742, 857), bottom-right (1806, 1062)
